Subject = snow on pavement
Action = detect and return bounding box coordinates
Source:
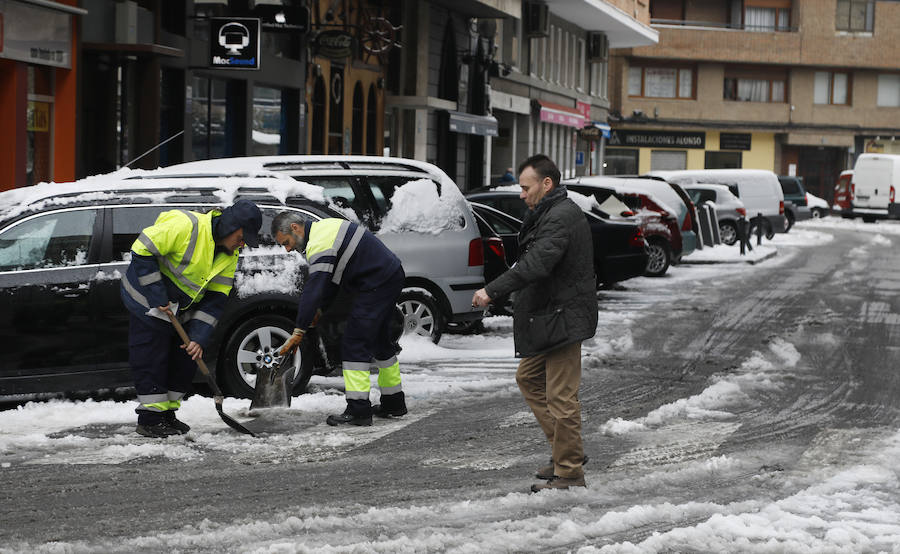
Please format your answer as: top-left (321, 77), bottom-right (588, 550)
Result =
top-left (3, 218), bottom-right (900, 552)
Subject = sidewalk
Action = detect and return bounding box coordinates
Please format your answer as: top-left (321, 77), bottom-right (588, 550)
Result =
top-left (680, 243), bottom-right (777, 265)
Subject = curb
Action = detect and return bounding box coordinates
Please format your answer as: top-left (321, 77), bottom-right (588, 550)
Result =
top-left (680, 248), bottom-right (778, 266)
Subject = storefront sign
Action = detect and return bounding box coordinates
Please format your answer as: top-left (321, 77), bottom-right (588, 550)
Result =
top-left (720, 132), bottom-right (752, 151)
top-left (0, 2), bottom-right (71, 68)
top-left (27, 101), bottom-right (49, 132)
top-left (315, 30), bottom-right (355, 60)
top-left (536, 100), bottom-right (585, 129)
top-left (608, 130), bottom-right (705, 149)
top-left (210, 18), bottom-right (260, 70)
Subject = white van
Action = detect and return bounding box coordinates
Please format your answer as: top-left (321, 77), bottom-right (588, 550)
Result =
top-left (851, 153), bottom-right (900, 222)
top-left (648, 169), bottom-right (786, 237)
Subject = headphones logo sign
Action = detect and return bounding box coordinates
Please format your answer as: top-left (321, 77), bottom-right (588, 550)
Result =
top-left (210, 18), bottom-right (260, 70)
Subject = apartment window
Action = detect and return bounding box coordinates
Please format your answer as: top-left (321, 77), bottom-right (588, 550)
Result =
top-left (724, 78), bottom-right (787, 103)
top-left (814, 71), bottom-right (850, 105)
top-left (577, 38), bottom-right (586, 91)
top-left (877, 74), bottom-right (900, 107)
top-left (590, 61), bottom-right (607, 98)
top-left (629, 66), bottom-right (694, 99)
top-left (836, 0), bottom-right (874, 32)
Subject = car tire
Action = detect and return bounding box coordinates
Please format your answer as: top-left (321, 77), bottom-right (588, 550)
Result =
top-left (811, 208), bottom-right (826, 218)
top-left (220, 314), bottom-right (314, 398)
top-left (862, 215), bottom-right (876, 223)
top-left (644, 240), bottom-right (670, 277)
top-left (719, 221), bottom-right (738, 246)
top-left (397, 288), bottom-right (444, 344)
top-left (785, 212), bottom-right (795, 232)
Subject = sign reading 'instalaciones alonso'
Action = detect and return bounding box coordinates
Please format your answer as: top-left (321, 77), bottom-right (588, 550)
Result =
top-left (609, 130), bottom-right (706, 149)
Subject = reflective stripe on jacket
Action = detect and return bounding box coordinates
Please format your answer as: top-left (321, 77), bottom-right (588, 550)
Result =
top-left (294, 218), bottom-right (402, 330)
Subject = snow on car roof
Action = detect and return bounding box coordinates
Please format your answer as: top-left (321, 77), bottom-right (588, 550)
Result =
top-left (649, 168), bottom-right (778, 187)
top-left (0, 168), bottom-right (327, 223)
top-left (565, 177), bottom-right (680, 215)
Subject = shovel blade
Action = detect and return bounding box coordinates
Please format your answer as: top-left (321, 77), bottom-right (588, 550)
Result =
top-left (250, 365), bottom-right (293, 411)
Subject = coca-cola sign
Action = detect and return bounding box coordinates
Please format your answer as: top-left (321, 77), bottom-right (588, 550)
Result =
top-left (315, 30), bottom-right (355, 59)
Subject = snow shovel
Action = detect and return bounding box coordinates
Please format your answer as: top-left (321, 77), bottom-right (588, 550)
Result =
top-left (166, 311), bottom-right (257, 437)
top-left (250, 312), bottom-right (321, 411)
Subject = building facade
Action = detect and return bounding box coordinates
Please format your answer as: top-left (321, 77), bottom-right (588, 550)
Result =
top-left (608, 0), bottom-right (900, 201)
top-left (386, 0), bottom-right (657, 190)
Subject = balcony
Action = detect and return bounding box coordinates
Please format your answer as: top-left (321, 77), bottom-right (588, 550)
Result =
top-left (650, 18), bottom-right (797, 33)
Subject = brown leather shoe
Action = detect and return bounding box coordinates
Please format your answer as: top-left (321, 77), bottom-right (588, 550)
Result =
top-left (535, 455), bottom-right (589, 480)
top-left (530, 475), bottom-right (586, 493)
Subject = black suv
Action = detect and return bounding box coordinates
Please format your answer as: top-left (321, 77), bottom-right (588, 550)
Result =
top-left (0, 175), bottom-right (375, 398)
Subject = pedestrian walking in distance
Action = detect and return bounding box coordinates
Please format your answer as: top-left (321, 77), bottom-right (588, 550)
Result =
top-left (472, 154), bottom-right (598, 492)
top-left (121, 199), bottom-right (262, 438)
top-left (272, 211), bottom-right (407, 426)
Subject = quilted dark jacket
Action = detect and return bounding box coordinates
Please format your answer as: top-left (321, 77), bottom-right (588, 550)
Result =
top-left (485, 185), bottom-right (598, 357)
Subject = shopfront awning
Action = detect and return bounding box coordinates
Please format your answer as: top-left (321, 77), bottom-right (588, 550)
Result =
top-left (447, 110), bottom-right (499, 137)
top-left (592, 122), bottom-right (611, 138)
top-left (536, 100), bottom-right (586, 129)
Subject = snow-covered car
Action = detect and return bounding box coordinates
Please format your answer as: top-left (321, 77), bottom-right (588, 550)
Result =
top-left (159, 156), bottom-right (486, 343)
top-left (0, 173), bottom-right (361, 398)
top-left (684, 184), bottom-right (748, 246)
top-left (463, 189), bottom-right (648, 286)
top-left (806, 191), bottom-right (830, 218)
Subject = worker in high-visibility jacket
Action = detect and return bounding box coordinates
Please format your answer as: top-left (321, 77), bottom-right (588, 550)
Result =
top-left (120, 199), bottom-right (262, 438)
top-left (273, 211), bottom-right (407, 426)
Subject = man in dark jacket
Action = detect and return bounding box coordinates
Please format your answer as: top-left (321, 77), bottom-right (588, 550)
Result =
top-left (472, 154), bottom-right (598, 492)
top-left (273, 212), bottom-right (407, 427)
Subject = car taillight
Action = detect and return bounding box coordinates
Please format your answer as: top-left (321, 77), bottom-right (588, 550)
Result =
top-left (629, 227), bottom-right (645, 247)
top-left (850, 182), bottom-right (855, 199)
top-left (736, 207), bottom-right (747, 217)
top-left (468, 238), bottom-right (484, 267)
top-left (485, 237), bottom-right (505, 260)
top-left (891, 186), bottom-right (896, 203)
top-left (681, 208), bottom-right (693, 232)
top-left (779, 201), bottom-right (784, 215)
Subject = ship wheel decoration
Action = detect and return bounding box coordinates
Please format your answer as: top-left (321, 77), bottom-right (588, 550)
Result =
top-left (359, 11), bottom-right (402, 65)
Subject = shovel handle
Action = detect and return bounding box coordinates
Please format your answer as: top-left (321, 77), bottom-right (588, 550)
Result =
top-left (165, 311), bottom-right (222, 397)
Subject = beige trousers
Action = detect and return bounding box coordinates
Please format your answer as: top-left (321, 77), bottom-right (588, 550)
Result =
top-left (516, 341), bottom-right (584, 479)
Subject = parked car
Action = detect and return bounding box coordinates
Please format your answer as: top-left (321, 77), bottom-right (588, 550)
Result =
top-left (567, 175), bottom-right (700, 261)
top-left (564, 181), bottom-right (676, 276)
top-left (463, 189), bottom-right (648, 287)
top-left (777, 175), bottom-right (813, 231)
top-left (806, 191), bottom-right (830, 218)
top-left (650, 169), bottom-right (786, 240)
top-left (160, 155), bottom-right (486, 342)
top-left (683, 184), bottom-right (747, 246)
top-left (0, 174), bottom-right (358, 398)
top-left (850, 153), bottom-right (900, 221)
top-left (469, 202), bottom-right (513, 316)
top-left (833, 169), bottom-right (854, 217)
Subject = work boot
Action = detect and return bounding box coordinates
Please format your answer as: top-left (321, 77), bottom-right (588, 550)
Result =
top-left (530, 475), bottom-right (587, 493)
top-left (535, 455), bottom-right (589, 480)
top-left (326, 409), bottom-right (373, 427)
top-left (163, 411), bottom-right (190, 434)
top-left (135, 422), bottom-right (182, 438)
top-left (373, 392), bottom-right (408, 418)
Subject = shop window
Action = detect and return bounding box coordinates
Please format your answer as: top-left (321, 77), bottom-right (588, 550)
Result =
top-left (351, 82), bottom-right (364, 155)
top-left (604, 148), bottom-right (638, 175)
top-left (877, 74), bottom-right (900, 107)
top-left (311, 76), bottom-right (326, 154)
top-left (650, 150), bottom-right (686, 171)
top-left (252, 85), bottom-right (284, 156)
top-left (26, 66), bottom-right (54, 186)
top-left (328, 66), bottom-right (345, 154)
top-left (366, 85), bottom-right (377, 155)
top-left (628, 66), bottom-right (694, 99)
top-left (705, 151), bottom-right (742, 169)
top-left (191, 76), bottom-right (232, 160)
top-left (836, 0), bottom-right (874, 32)
top-left (814, 72), bottom-right (850, 105)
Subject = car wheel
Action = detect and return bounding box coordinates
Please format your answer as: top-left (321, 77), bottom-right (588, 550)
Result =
top-left (397, 289), bottom-right (444, 344)
top-left (220, 314), bottom-right (314, 398)
top-left (644, 240), bottom-right (670, 277)
top-left (784, 212), bottom-right (795, 232)
top-left (862, 215), bottom-right (876, 223)
top-left (719, 221), bottom-right (738, 246)
top-left (811, 208), bottom-right (826, 218)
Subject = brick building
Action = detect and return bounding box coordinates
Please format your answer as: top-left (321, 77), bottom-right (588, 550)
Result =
top-left (607, 0), bottom-right (900, 201)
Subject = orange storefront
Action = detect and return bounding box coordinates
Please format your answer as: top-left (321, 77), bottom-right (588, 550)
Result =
top-left (0, 0), bottom-right (83, 191)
